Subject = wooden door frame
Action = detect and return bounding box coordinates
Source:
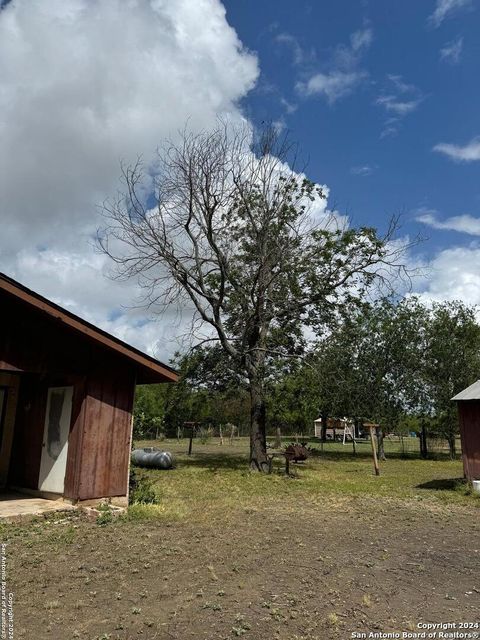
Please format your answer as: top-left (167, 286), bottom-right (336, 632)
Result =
top-left (0, 373), bottom-right (20, 488)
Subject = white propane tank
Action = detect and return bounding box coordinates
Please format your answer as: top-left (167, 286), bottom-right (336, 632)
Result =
top-left (131, 448), bottom-right (174, 469)
top-left (472, 480), bottom-right (480, 495)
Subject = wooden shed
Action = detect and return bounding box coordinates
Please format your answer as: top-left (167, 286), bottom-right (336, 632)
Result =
top-left (452, 380), bottom-right (480, 481)
top-left (0, 272), bottom-right (177, 506)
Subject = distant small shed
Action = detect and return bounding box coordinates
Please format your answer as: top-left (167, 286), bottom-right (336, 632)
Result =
top-left (451, 380), bottom-right (480, 481)
top-left (313, 416), bottom-right (357, 441)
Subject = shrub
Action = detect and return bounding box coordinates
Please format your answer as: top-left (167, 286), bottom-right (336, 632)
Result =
top-left (96, 503), bottom-right (114, 526)
top-left (129, 469), bottom-right (159, 505)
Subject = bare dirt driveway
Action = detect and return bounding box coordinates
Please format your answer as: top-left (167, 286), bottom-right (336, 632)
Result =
top-left (4, 440), bottom-right (480, 639)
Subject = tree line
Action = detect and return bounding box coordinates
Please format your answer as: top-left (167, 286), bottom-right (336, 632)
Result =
top-left (134, 296), bottom-right (480, 459)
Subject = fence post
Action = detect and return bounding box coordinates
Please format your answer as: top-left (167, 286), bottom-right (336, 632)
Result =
top-left (369, 425), bottom-right (380, 476)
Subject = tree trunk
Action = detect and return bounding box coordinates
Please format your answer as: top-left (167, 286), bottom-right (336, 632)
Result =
top-left (321, 412), bottom-right (328, 442)
top-left (376, 426), bottom-right (386, 461)
top-left (447, 431), bottom-right (456, 459)
top-left (249, 379), bottom-right (269, 472)
top-left (275, 426), bottom-right (282, 449)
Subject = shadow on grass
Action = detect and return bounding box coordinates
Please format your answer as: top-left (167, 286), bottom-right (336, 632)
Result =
top-left (310, 449), bottom-right (424, 462)
top-left (416, 478), bottom-right (466, 491)
top-left (309, 448), bottom-right (457, 463)
top-left (176, 452), bottom-right (248, 471)
top-left (178, 449), bottom-right (448, 470)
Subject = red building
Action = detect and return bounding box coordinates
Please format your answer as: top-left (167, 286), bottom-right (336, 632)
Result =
top-left (0, 273), bottom-right (177, 506)
top-left (452, 381), bottom-right (480, 481)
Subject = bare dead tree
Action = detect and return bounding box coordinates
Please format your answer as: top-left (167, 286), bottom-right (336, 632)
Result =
top-left (98, 122), bottom-right (416, 472)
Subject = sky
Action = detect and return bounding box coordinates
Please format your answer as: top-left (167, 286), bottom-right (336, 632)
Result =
top-left (0, 0), bottom-right (479, 362)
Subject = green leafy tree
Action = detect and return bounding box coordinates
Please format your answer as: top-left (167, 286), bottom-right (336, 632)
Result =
top-left (310, 298), bottom-right (480, 460)
top-left (163, 347), bottom-right (250, 437)
top-left (423, 301), bottom-right (480, 458)
top-left (288, 299), bottom-right (428, 457)
top-left (350, 299), bottom-right (429, 458)
top-left (133, 384), bottom-right (170, 439)
top-left (99, 124), bottom-right (412, 471)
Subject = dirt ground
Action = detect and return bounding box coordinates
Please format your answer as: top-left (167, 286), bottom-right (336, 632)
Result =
top-left (6, 493), bottom-right (480, 640)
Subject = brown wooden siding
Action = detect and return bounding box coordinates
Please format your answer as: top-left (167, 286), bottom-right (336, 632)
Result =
top-left (1, 281), bottom-right (171, 501)
top-left (8, 367), bottom-right (135, 500)
top-left (63, 376), bottom-right (88, 500)
top-left (457, 401), bottom-right (480, 481)
top-left (76, 367), bottom-right (135, 500)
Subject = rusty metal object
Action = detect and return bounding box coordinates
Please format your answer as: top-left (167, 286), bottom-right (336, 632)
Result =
top-left (284, 443), bottom-right (310, 462)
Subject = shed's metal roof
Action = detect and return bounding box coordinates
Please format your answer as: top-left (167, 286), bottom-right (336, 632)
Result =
top-left (451, 380), bottom-right (480, 401)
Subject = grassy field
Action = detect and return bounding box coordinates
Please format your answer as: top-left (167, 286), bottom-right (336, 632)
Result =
top-left (3, 436), bottom-right (480, 640)
top-left (128, 436), bottom-right (477, 523)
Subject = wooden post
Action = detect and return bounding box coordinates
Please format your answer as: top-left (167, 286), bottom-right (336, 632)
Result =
top-left (219, 425), bottom-right (224, 446)
top-left (369, 425), bottom-right (380, 476)
top-left (420, 419), bottom-right (428, 459)
top-left (187, 427), bottom-right (194, 455)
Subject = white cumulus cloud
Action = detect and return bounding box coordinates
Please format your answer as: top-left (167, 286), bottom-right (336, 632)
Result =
top-left (376, 75), bottom-right (424, 138)
top-left (416, 209), bottom-right (480, 236)
top-left (433, 137), bottom-right (480, 162)
top-left (0, 0), bottom-right (259, 361)
top-left (296, 25), bottom-right (372, 103)
top-left (350, 165), bottom-right (377, 176)
top-left (414, 245), bottom-right (480, 308)
top-left (298, 70), bottom-right (367, 103)
top-left (376, 95), bottom-right (422, 116)
top-left (440, 36), bottom-right (464, 63)
top-left (428, 0), bottom-right (471, 28)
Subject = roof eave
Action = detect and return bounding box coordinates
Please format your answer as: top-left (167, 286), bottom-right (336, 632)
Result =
top-left (0, 272), bottom-right (178, 384)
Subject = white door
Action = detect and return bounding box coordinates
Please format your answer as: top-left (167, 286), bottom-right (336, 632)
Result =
top-left (38, 386), bottom-right (73, 494)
